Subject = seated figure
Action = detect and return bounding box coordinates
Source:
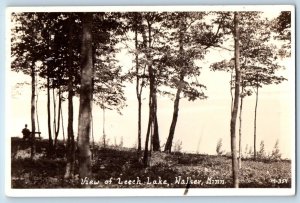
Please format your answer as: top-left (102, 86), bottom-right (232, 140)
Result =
top-left (22, 124), bottom-right (31, 141)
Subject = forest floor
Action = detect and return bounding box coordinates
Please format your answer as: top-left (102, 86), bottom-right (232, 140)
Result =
top-left (11, 137), bottom-right (291, 188)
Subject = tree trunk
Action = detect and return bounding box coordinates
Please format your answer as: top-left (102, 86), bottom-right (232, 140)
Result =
top-left (143, 77), bottom-right (153, 166)
top-left (64, 18), bottom-right (75, 179)
top-left (102, 106), bottom-right (106, 148)
top-left (134, 17), bottom-right (142, 152)
top-left (230, 12), bottom-right (240, 188)
top-left (230, 69), bottom-right (234, 112)
top-left (147, 19), bottom-right (160, 153)
top-left (238, 86), bottom-right (244, 169)
top-left (53, 88), bottom-right (57, 143)
top-left (30, 62), bottom-right (36, 159)
top-left (91, 110), bottom-right (95, 160)
top-left (78, 12), bottom-right (93, 184)
top-left (152, 87), bottom-right (160, 151)
top-left (54, 87), bottom-right (62, 147)
top-left (164, 19), bottom-right (185, 153)
top-left (47, 66), bottom-right (53, 156)
top-left (165, 76), bottom-right (183, 153)
top-left (143, 69), bottom-right (154, 166)
top-left (65, 76), bottom-right (75, 179)
top-left (143, 103), bottom-right (152, 166)
top-left (253, 80), bottom-right (259, 160)
top-left (35, 75), bottom-right (40, 133)
top-left (143, 19), bottom-right (155, 166)
top-left (60, 103), bottom-right (65, 144)
top-left (137, 97), bottom-right (142, 151)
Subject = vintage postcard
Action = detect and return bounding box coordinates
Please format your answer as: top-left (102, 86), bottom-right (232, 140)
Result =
top-left (5, 5), bottom-right (295, 196)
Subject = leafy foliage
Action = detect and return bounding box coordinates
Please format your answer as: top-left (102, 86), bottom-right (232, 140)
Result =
top-left (12, 12), bottom-right (127, 112)
top-left (210, 12), bottom-right (287, 92)
top-left (273, 11), bottom-right (291, 41)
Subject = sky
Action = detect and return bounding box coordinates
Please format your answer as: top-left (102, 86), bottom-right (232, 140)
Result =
top-left (8, 10), bottom-right (295, 159)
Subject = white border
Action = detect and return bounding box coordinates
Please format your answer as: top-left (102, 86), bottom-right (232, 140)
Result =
top-left (5, 5), bottom-right (296, 12)
top-left (5, 4), bottom-right (12, 197)
top-left (5, 188), bottom-right (296, 197)
top-left (5, 5), bottom-right (296, 197)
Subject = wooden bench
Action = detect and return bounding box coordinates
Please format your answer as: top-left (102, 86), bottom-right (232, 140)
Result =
top-left (33, 132), bottom-right (42, 140)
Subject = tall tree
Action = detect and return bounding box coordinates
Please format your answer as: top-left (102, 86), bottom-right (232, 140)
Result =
top-left (39, 13), bottom-right (76, 155)
top-left (122, 12), bottom-right (151, 152)
top-left (231, 11), bottom-right (240, 188)
top-left (132, 13), bottom-right (146, 152)
top-left (30, 14), bottom-right (37, 157)
top-left (143, 13), bottom-right (155, 165)
top-left (30, 60), bottom-right (36, 158)
top-left (46, 61), bottom-right (53, 155)
top-left (45, 13), bottom-right (85, 160)
top-left (145, 13), bottom-right (161, 153)
top-left (211, 12), bottom-right (287, 162)
top-left (78, 12), bottom-right (93, 182)
top-left (124, 13), bottom-right (172, 162)
top-left (40, 29), bottom-right (56, 156)
top-left (163, 12), bottom-right (222, 152)
top-left (65, 58), bottom-right (75, 178)
top-left (64, 14), bottom-right (81, 178)
top-left (92, 12), bottom-right (126, 149)
top-left (239, 15), bottom-right (287, 160)
top-left (142, 12), bottom-right (166, 166)
top-left (164, 14), bottom-right (189, 153)
top-left (250, 67), bottom-right (285, 160)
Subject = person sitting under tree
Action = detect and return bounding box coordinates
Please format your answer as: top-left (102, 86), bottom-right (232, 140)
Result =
top-left (22, 124), bottom-right (31, 141)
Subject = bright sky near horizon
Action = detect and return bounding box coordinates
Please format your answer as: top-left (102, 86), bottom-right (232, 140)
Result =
top-left (8, 10), bottom-right (295, 159)
top-left (9, 51), bottom-right (294, 159)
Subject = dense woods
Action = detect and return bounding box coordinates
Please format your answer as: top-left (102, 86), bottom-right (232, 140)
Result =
top-left (10, 10), bottom-right (292, 189)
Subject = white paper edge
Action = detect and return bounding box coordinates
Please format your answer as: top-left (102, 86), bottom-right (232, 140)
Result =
top-left (5, 5), bottom-right (296, 197)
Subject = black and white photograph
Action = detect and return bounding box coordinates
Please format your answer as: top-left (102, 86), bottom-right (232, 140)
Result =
top-left (5, 6), bottom-right (295, 196)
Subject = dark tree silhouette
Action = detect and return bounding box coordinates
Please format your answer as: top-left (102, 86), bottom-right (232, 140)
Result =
top-left (77, 12), bottom-right (93, 183)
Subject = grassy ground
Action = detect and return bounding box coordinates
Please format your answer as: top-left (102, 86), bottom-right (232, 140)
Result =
top-left (11, 137), bottom-right (291, 188)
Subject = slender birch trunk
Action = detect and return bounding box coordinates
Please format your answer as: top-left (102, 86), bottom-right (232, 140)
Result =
top-left (253, 79), bottom-right (259, 160)
top-left (134, 15), bottom-right (142, 152)
top-left (143, 19), bottom-right (154, 166)
top-left (30, 62), bottom-right (36, 159)
top-left (47, 66), bottom-right (53, 156)
top-left (55, 87), bottom-right (62, 147)
top-left (230, 12), bottom-right (241, 188)
top-left (238, 86), bottom-right (244, 169)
